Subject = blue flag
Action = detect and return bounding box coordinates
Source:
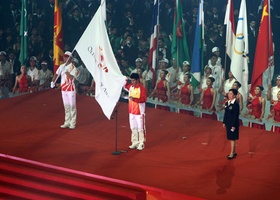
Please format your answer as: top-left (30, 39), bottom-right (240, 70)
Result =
top-left (191, 0), bottom-right (204, 88)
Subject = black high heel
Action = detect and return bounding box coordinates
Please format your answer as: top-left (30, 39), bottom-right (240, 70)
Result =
top-left (227, 153), bottom-right (237, 160)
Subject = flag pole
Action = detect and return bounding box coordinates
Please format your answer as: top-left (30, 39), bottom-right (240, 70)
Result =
top-left (223, 41), bottom-right (227, 80)
top-left (268, 0), bottom-right (272, 84)
top-left (111, 102), bottom-right (122, 155)
top-left (154, 1), bottom-right (159, 92)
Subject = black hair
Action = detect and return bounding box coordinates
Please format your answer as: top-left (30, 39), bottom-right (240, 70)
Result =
top-left (184, 73), bottom-right (191, 79)
top-left (234, 81), bottom-right (241, 88)
top-left (130, 73), bottom-right (139, 80)
top-left (210, 53), bottom-right (218, 58)
top-left (229, 88), bottom-right (238, 95)
top-left (162, 70), bottom-right (169, 76)
top-left (208, 76), bottom-right (215, 83)
top-left (256, 85), bottom-right (264, 91)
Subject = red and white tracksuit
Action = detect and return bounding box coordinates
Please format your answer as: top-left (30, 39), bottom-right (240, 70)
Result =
top-left (124, 83), bottom-right (147, 147)
top-left (56, 63), bottom-right (79, 127)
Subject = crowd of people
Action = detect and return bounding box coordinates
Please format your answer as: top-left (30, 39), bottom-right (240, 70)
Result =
top-left (1, 0), bottom-right (280, 133)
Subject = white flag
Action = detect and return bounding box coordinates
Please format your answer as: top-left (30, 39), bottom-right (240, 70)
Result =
top-left (74, 6), bottom-right (126, 120)
top-left (230, 0), bottom-right (249, 102)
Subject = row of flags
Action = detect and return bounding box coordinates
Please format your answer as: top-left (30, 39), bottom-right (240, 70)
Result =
top-left (18, 0), bottom-right (274, 119)
top-left (225, 0), bottom-right (274, 101)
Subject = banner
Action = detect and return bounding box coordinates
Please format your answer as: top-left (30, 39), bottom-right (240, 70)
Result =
top-left (74, 6), bottom-right (126, 120)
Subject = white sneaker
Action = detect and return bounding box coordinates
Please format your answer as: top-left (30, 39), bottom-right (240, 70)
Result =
top-left (129, 143), bottom-right (139, 149)
top-left (137, 143), bottom-right (144, 151)
top-left (60, 124), bottom-right (70, 128)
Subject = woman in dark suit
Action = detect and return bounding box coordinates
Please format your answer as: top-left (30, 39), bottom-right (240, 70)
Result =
top-left (223, 88), bottom-right (240, 159)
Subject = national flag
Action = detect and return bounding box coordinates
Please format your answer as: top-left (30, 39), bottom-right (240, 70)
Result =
top-left (148, 0), bottom-right (159, 88)
top-left (171, 0), bottom-right (190, 67)
top-left (53, 0), bottom-right (64, 73)
top-left (250, 0), bottom-right (274, 95)
top-left (19, 0), bottom-right (28, 65)
top-left (191, 0), bottom-right (204, 88)
top-left (230, 0), bottom-right (249, 102)
top-left (74, 6), bottom-right (126, 120)
top-left (224, 0), bottom-right (236, 59)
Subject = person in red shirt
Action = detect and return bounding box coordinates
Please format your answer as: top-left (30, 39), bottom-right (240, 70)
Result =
top-left (124, 73), bottom-right (147, 150)
top-left (12, 65), bottom-right (30, 94)
top-left (266, 91), bottom-right (280, 132)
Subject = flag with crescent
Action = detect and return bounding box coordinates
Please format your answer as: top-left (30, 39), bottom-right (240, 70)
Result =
top-left (19, 0), bottom-right (28, 65)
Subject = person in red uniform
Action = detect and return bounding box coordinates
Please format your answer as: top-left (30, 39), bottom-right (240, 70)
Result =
top-left (149, 70), bottom-right (171, 111)
top-left (124, 73), bottom-right (147, 151)
top-left (195, 76), bottom-right (217, 120)
top-left (246, 85), bottom-right (266, 129)
top-left (177, 73), bottom-right (194, 115)
top-left (266, 91), bottom-right (280, 132)
top-left (12, 65), bottom-right (30, 94)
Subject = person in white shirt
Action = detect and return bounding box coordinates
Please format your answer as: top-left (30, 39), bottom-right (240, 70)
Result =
top-left (174, 61), bottom-right (190, 88)
top-left (27, 56), bottom-right (40, 92)
top-left (200, 65), bottom-right (212, 90)
top-left (167, 58), bottom-right (181, 93)
top-left (130, 57), bottom-right (144, 75)
top-left (0, 51), bottom-right (14, 88)
top-left (75, 59), bottom-right (90, 94)
top-left (208, 47), bottom-right (222, 66)
top-left (51, 51), bottom-right (79, 130)
top-left (267, 75), bottom-right (280, 104)
top-left (206, 53), bottom-right (223, 108)
top-left (156, 58), bottom-right (169, 81)
top-left (39, 60), bottom-right (53, 90)
top-left (220, 70), bottom-right (236, 100)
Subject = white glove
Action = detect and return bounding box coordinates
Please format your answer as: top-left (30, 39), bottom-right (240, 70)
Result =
top-left (50, 81), bottom-right (55, 88)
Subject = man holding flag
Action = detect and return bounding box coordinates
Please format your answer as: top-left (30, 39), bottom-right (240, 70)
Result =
top-left (51, 51), bottom-right (79, 130)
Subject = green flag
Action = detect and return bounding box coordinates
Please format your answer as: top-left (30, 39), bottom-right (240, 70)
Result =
top-left (19, 0), bottom-right (28, 65)
top-left (171, 0), bottom-right (190, 67)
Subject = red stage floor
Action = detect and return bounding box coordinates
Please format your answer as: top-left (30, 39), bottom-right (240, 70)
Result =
top-left (0, 89), bottom-right (280, 200)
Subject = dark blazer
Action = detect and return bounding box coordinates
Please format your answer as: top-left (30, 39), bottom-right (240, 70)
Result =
top-left (223, 100), bottom-right (240, 129)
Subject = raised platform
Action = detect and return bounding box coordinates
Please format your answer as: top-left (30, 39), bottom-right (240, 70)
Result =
top-left (0, 89), bottom-right (280, 199)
